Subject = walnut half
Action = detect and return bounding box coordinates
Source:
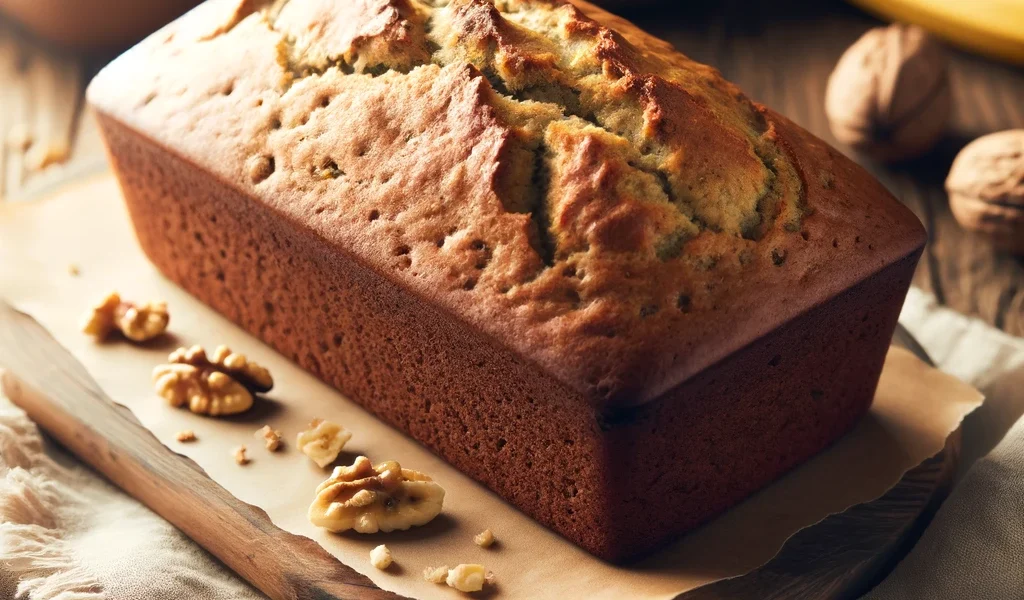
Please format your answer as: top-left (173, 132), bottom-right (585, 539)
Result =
top-left (153, 363), bottom-right (253, 416)
top-left (308, 456), bottom-right (445, 534)
top-left (297, 419), bottom-right (351, 468)
top-left (81, 292), bottom-right (169, 342)
top-left (153, 345), bottom-right (273, 417)
top-left (169, 345), bottom-right (273, 393)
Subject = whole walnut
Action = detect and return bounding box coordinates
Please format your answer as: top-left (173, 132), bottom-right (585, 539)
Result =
top-left (946, 130), bottom-right (1024, 254)
top-left (825, 24), bottom-right (951, 162)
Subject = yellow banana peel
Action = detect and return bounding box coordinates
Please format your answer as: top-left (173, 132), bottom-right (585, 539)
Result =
top-left (849, 0), bottom-right (1024, 65)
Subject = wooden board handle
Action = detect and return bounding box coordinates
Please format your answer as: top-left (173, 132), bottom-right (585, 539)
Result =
top-left (0, 300), bottom-right (404, 600)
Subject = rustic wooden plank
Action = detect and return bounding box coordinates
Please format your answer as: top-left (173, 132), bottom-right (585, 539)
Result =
top-left (0, 300), bottom-right (405, 600)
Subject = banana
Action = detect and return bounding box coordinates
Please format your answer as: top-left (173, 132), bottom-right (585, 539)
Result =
top-left (849, 0), bottom-right (1024, 65)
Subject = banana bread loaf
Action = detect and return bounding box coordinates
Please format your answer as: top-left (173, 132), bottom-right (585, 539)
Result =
top-left (88, 0), bottom-right (927, 561)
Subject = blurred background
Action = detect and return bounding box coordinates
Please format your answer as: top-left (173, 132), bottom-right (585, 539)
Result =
top-left (0, 0), bottom-right (1021, 336)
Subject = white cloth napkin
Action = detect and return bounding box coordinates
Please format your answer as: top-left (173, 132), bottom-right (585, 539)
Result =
top-left (0, 400), bottom-right (264, 599)
top-left (864, 288), bottom-right (1024, 600)
top-left (0, 286), bottom-right (1020, 600)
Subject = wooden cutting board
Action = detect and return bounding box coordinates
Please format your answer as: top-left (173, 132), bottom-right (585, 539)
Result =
top-left (0, 300), bottom-right (957, 600)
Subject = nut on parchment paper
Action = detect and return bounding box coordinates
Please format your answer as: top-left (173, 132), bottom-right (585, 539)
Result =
top-left (297, 419), bottom-right (352, 467)
top-left (234, 445), bottom-right (250, 465)
top-left (81, 292), bottom-right (169, 342)
top-left (825, 24), bottom-right (951, 162)
top-left (255, 425), bottom-right (283, 451)
top-left (423, 565), bottom-right (449, 584)
top-left (946, 129), bottom-right (1024, 254)
top-left (474, 529), bottom-right (495, 548)
top-left (445, 564), bottom-right (494, 593)
top-left (308, 456), bottom-right (445, 534)
top-left (170, 345), bottom-right (274, 393)
top-left (175, 430), bottom-right (197, 443)
top-left (369, 544), bottom-right (393, 570)
top-left (153, 345), bottom-right (274, 417)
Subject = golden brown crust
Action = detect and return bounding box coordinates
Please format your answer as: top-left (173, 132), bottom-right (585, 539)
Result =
top-left (87, 0), bottom-right (925, 408)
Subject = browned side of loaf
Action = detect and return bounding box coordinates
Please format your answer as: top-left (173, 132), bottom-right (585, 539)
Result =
top-left (602, 250), bottom-right (917, 557)
top-left (97, 111), bottom-right (920, 561)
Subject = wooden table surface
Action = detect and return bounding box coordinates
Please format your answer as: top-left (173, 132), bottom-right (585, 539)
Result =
top-left (0, 0), bottom-right (1021, 335)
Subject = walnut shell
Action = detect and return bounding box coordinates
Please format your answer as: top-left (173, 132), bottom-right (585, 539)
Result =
top-left (825, 24), bottom-right (951, 162)
top-left (946, 130), bottom-right (1024, 254)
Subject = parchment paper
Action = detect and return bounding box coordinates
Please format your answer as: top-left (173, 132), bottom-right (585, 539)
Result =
top-left (0, 175), bottom-right (984, 600)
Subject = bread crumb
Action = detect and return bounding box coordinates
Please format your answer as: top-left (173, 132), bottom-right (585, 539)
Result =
top-left (423, 565), bottom-right (449, 584)
top-left (67, 264), bottom-right (80, 276)
top-left (255, 425), bottom-right (283, 451)
top-left (234, 445), bottom-right (249, 465)
top-left (175, 430), bottom-right (197, 443)
top-left (369, 544), bottom-right (393, 570)
top-left (474, 529), bottom-right (495, 548)
top-left (446, 564), bottom-right (491, 593)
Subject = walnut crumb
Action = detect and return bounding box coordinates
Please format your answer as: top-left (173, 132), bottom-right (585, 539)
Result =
top-left (234, 445), bottom-right (249, 465)
top-left (175, 430), bottom-right (197, 443)
top-left (369, 545), bottom-right (393, 570)
top-left (296, 418), bottom-right (351, 467)
top-left (474, 529), bottom-right (495, 548)
top-left (423, 565), bottom-right (449, 584)
top-left (255, 425), bottom-right (283, 451)
top-left (82, 292), bottom-right (169, 342)
top-left (446, 564), bottom-right (493, 593)
top-left (67, 264), bottom-right (80, 276)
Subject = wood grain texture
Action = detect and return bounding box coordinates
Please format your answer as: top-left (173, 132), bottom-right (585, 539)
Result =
top-left (0, 300), bottom-right (405, 600)
top-left (0, 298), bottom-right (956, 600)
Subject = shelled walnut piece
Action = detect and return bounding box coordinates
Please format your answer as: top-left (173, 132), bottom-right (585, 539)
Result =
top-left (423, 565), bottom-right (449, 584)
top-left (170, 345), bottom-right (274, 393)
top-left (234, 445), bottom-right (250, 465)
top-left (308, 456), bottom-right (445, 534)
top-left (255, 425), bottom-right (283, 451)
top-left (474, 529), bottom-right (495, 548)
top-left (369, 545), bottom-right (393, 570)
top-left (424, 564), bottom-right (495, 594)
top-left (175, 430), bottom-right (197, 443)
top-left (447, 564), bottom-right (493, 593)
top-left (296, 419), bottom-right (351, 467)
top-left (152, 345), bottom-right (274, 417)
top-left (81, 292), bottom-right (169, 342)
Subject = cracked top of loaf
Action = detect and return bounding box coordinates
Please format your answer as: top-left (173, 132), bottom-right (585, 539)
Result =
top-left (89, 0), bottom-right (926, 409)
